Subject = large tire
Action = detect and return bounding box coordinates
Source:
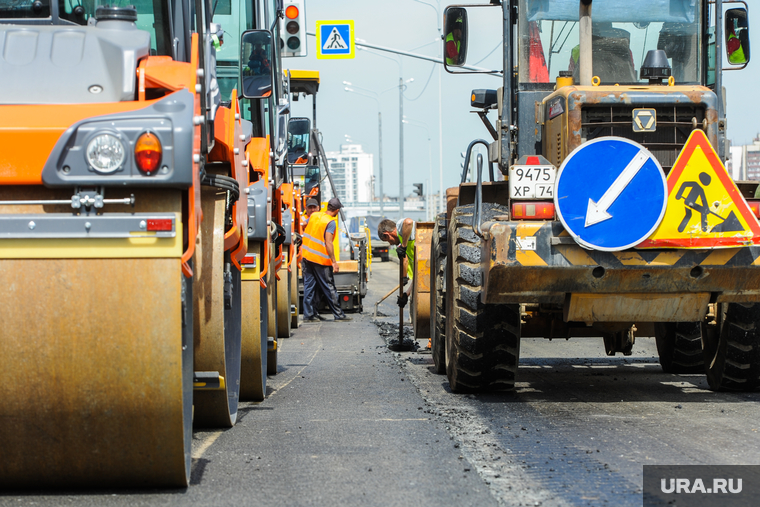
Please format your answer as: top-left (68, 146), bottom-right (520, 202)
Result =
top-left (277, 255), bottom-right (291, 338)
top-left (702, 303), bottom-right (760, 391)
top-left (266, 240), bottom-right (278, 375)
top-left (290, 254), bottom-right (299, 329)
top-left (193, 187), bottom-right (242, 428)
top-left (429, 213), bottom-right (447, 374)
top-left (240, 241), bottom-right (267, 401)
top-left (445, 204), bottom-right (520, 392)
top-left (654, 322), bottom-right (704, 374)
top-left (267, 340), bottom-right (278, 376)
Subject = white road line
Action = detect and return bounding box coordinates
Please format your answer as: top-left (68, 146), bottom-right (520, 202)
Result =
top-left (192, 431), bottom-right (223, 459)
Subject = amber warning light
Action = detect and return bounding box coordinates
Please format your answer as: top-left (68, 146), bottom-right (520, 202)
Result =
top-left (135, 132), bottom-right (162, 174)
top-left (512, 201), bottom-right (555, 220)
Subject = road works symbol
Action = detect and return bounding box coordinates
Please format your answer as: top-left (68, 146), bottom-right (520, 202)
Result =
top-left (554, 137), bottom-right (667, 251)
top-left (639, 129), bottom-right (760, 248)
top-left (316, 21), bottom-right (354, 59)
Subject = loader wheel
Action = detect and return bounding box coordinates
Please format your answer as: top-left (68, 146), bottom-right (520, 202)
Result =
top-left (277, 254), bottom-right (291, 338)
top-left (654, 322), bottom-right (704, 374)
top-left (266, 239), bottom-right (278, 375)
top-left (290, 254), bottom-right (299, 329)
top-left (429, 213), bottom-right (447, 374)
top-left (702, 303), bottom-right (760, 391)
top-left (445, 204), bottom-right (520, 392)
top-left (240, 241), bottom-right (267, 401)
top-left (193, 187), bottom-right (243, 427)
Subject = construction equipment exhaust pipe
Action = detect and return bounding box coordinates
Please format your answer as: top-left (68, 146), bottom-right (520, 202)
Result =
top-left (579, 0), bottom-right (593, 86)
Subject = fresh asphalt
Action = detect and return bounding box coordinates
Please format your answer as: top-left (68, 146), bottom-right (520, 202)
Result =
top-left (3, 260), bottom-right (760, 506)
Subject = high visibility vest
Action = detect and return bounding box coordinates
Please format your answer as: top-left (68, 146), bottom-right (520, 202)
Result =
top-left (302, 212), bottom-right (333, 266)
top-left (728, 32), bottom-right (746, 64)
top-left (405, 238), bottom-right (415, 280)
top-left (445, 32), bottom-right (460, 65)
top-left (397, 218), bottom-right (416, 280)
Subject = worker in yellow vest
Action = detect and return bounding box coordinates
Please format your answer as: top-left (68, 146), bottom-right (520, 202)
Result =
top-left (445, 19), bottom-right (463, 66)
top-left (302, 197), bottom-right (352, 322)
top-left (377, 217), bottom-right (416, 308)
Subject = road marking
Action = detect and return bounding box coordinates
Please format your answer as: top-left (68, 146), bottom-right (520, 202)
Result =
top-left (192, 431), bottom-right (223, 459)
top-left (269, 336), bottom-right (322, 395)
top-left (585, 150), bottom-right (649, 227)
top-left (308, 418), bottom-right (429, 422)
top-left (192, 335), bottom-right (323, 461)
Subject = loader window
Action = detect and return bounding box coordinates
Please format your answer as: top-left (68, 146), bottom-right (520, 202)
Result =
top-left (54, 0), bottom-right (172, 56)
top-left (520, 0), bottom-right (702, 87)
top-left (0, 0), bottom-right (51, 19)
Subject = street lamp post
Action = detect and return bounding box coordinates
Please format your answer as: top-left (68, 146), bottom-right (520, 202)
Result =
top-left (413, 0), bottom-right (444, 214)
top-left (403, 117), bottom-right (432, 220)
top-left (398, 77), bottom-right (404, 220)
top-left (344, 84), bottom-right (384, 216)
top-left (355, 48), bottom-right (411, 220)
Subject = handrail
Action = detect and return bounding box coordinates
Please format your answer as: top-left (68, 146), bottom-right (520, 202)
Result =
top-left (460, 139), bottom-right (495, 184)
top-left (472, 154), bottom-right (485, 238)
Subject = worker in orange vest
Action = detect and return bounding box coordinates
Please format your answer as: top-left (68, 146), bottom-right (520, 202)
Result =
top-left (301, 197), bottom-right (352, 322)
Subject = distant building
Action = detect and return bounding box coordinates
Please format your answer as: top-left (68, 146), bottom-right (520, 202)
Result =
top-left (729, 134), bottom-right (760, 181)
top-left (324, 144), bottom-right (374, 204)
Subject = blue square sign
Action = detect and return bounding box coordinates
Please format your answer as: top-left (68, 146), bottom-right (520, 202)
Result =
top-left (316, 20), bottom-right (354, 59)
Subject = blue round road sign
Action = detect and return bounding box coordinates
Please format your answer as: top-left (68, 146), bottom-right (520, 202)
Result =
top-left (554, 137), bottom-right (667, 251)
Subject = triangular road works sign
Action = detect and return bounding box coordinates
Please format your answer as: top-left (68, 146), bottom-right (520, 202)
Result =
top-left (322, 27), bottom-right (347, 50)
top-left (638, 129), bottom-right (760, 248)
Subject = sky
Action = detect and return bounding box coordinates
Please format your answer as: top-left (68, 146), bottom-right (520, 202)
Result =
top-left (285, 0), bottom-right (759, 203)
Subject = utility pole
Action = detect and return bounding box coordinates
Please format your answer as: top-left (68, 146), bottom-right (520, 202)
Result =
top-left (399, 77), bottom-right (404, 220)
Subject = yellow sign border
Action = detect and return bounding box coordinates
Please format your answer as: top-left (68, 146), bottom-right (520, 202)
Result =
top-left (316, 20), bottom-right (355, 60)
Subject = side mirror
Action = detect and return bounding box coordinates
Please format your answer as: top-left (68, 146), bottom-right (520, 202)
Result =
top-left (443, 7), bottom-right (468, 69)
top-left (275, 114), bottom-right (287, 159)
top-left (287, 117), bottom-right (311, 165)
top-left (303, 165), bottom-right (321, 204)
top-left (240, 30), bottom-right (274, 99)
top-left (725, 8), bottom-right (750, 66)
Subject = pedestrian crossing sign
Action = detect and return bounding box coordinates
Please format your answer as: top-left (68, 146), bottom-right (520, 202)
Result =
top-left (316, 20), bottom-right (354, 60)
top-left (638, 129), bottom-right (760, 249)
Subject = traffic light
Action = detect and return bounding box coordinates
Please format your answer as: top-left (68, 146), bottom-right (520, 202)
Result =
top-left (413, 183), bottom-right (423, 196)
top-left (280, 1), bottom-right (307, 58)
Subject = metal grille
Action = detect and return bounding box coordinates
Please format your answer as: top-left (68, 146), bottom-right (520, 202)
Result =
top-left (581, 105), bottom-right (706, 173)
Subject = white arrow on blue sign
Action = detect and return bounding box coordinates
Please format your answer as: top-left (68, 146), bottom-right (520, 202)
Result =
top-left (554, 137), bottom-right (667, 251)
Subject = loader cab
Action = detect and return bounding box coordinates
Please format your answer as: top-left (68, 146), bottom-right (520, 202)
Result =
top-left (446, 0), bottom-right (750, 170)
top-left (0, 0), bottom-right (178, 57)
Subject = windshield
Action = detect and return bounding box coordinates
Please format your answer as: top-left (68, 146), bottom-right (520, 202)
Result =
top-left (0, 0), bottom-right (172, 56)
top-left (0, 0), bottom-right (50, 19)
top-left (519, 0), bottom-right (702, 86)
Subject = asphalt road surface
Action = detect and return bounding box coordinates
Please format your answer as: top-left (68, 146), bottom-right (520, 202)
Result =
top-left (3, 260), bottom-right (760, 506)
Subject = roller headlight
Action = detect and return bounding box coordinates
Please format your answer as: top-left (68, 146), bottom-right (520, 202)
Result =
top-left (86, 133), bottom-right (126, 174)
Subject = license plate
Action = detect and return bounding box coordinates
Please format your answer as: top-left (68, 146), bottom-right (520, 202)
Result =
top-left (509, 165), bottom-right (556, 199)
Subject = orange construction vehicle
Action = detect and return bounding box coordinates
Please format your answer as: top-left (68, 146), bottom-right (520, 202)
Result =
top-left (0, 0), bottom-right (291, 488)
